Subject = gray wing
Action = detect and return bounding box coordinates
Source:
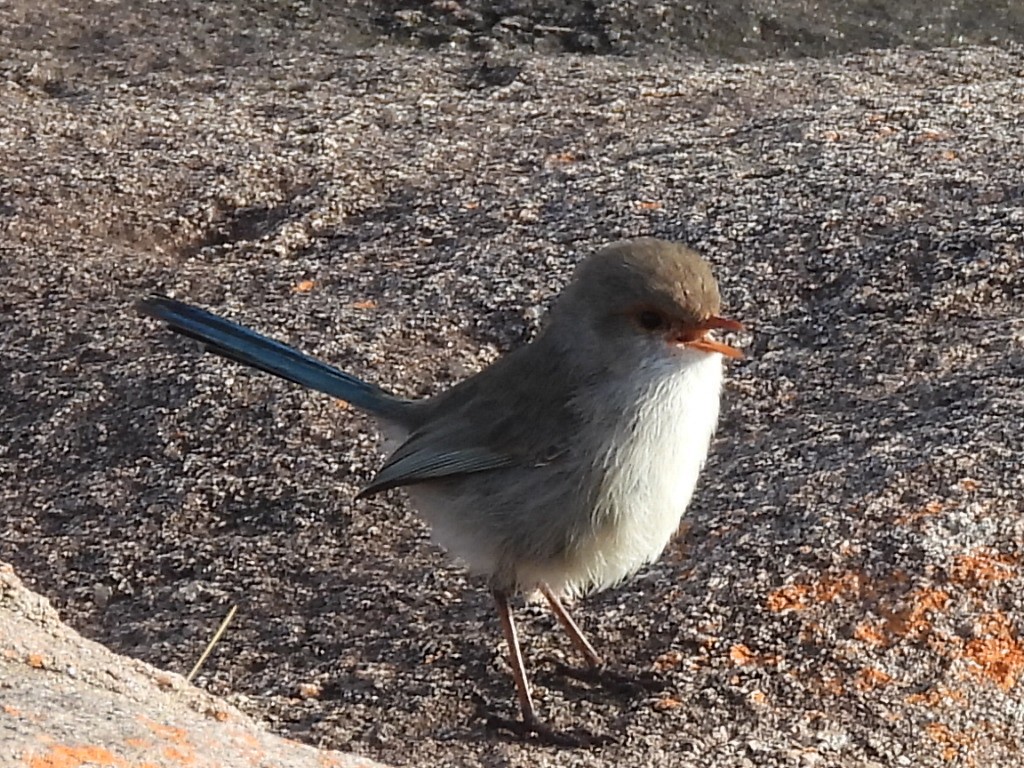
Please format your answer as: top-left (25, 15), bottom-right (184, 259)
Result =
top-left (357, 441), bottom-right (515, 497)
top-left (357, 336), bottom-right (579, 497)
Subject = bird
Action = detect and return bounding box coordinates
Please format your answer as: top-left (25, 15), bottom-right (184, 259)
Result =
top-left (137, 237), bottom-right (744, 744)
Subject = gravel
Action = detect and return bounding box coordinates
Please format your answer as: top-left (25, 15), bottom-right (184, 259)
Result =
top-left (2, 2), bottom-right (1023, 766)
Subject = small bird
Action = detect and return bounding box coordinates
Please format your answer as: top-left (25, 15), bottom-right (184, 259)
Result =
top-left (138, 237), bottom-right (744, 743)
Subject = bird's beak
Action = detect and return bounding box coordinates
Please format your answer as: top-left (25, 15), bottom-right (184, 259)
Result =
top-left (674, 316), bottom-right (745, 359)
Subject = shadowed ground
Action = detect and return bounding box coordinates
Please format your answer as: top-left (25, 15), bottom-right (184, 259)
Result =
top-left (1, 2), bottom-right (1023, 766)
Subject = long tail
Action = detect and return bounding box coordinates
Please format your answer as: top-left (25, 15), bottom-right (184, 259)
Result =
top-left (137, 295), bottom-right (409, 420)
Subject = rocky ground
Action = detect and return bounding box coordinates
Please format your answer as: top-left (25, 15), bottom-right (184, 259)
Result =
top-left (1, 563), bottom-right (384, 767)
top-left (2, 2), bottom-right (1023, 767)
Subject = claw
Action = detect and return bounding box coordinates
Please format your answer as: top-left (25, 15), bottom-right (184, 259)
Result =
top-left (548, 659), bottom-right (668, 697)
top-left (484, 712), bottom-right (613, 748)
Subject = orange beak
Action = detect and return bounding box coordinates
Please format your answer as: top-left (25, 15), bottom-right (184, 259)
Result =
top-left (674, 316), bottom-right (745, 359)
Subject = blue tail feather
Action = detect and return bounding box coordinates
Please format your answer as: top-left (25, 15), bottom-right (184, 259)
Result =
top-left (137, 295), bottom-right (406, 420)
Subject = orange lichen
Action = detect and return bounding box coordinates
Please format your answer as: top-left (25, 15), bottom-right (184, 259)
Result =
top-left (292, 279), bottom-right (316, 293)
top-left (727, 643), bottom-right (779, 667)
top-left (914, 130), bottom-right (952, 143)
top-left (855, 666), bottom-right (892, 691)
top-left (297, 682), bottom-right (322, 699)
top-left (882, 589), bottom-right (949, 639)
top-left (138, 716), bottom-right (194, 748)
top-left (729, 644), bottom-right (755, 666)
top-left (959, 478), bottom-right (980, 492)
top-left (352, 299), bottom-right (376, 310)
top-left (906, 686), bottom-right (967, 707)
top-left (767, 571), bottom-right (872, 613)
top-left (925, 722), bottom-right (973, 763)
top-left (652, 696), bottom-right (682, 711)
top-left (162, 746), bottom-right (196, 765)
top-left (546, 151), bottom-right (578, 165)
top-left (950, 550), bottom-right (1017, 586)
top-left (651, 650), bottom-right (685, 672)
top-left (816, 571), bottom-right (871, 602)
top-left (27, 653), bottom-right (47, 668)
top-left (963, 612), bottom-right (1024, 692)
top-left (853, 620), bottom-right (889, 647)
top-left (27, 744), bottom-right (127, 768)
top-left (767, 584), bottom-right (811, 612)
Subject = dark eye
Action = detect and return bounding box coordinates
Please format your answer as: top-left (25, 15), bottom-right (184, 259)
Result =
top-left (636, 310), bottom-right (665, 331)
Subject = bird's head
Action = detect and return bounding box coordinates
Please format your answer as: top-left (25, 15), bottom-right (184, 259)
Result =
top-left (550, 238), bottom-right (744, 368)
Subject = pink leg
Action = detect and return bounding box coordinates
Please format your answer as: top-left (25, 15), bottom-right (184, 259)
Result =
top-left (493, 589), bottom-right (537, 724)
top-left (539, 583), bottom-right (603, 668)
top-left (486, 589), bottom-right (608, 746)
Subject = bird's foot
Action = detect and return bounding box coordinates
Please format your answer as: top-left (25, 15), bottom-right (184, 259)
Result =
top-left (546, 657), bottom-right (668, 697)
top-left (472, 690), bottom-right (610, 747)
top-left (484, 712), bottom-right (612, 748)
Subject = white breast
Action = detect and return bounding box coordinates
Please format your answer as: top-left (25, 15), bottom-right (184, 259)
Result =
top-left (536, 350), bottom-right (724, 597)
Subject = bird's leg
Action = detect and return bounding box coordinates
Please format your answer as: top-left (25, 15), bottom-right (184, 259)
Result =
top-left (539, 583), bottom-right (603, 668)
top-left (492, 588), bottom-right (537, 724)
top-left (485, 589), bottom-right (604, 747)
top-left (539, 583), bottom-right (666, 697)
